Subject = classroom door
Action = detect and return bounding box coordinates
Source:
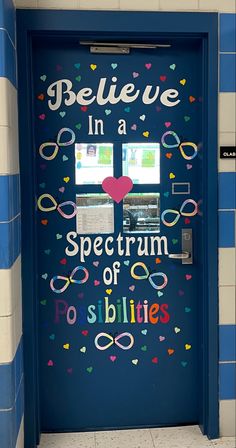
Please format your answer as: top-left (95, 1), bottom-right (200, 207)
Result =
top-left (33, 35), bottom-right (203, 431)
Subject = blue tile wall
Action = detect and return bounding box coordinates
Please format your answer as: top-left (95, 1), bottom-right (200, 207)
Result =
top-left (220, 54), bottom-right (236, 92)
top-left (0, 215), bottom-right (21, 269)
top-left (0, 175), bottom-right (20, 222)
top-left (219, 325), bottom-right (236, 362)
top-left (0, 376), bottom-right (24, 448)
top-left (0, 0), bottom-right (16, 45)
top-left (0, 338), bottom-right (23, 409)
top-left (0, 29), bottom-right (17, 87)
top-left (220, 14), bottom-right (236, 53)
top-left (219, 173), bottom-right (236, 210)
top-left (218, 211), bottom-right (235, 247)
top-left (219, 363), bottom-right (236, 400)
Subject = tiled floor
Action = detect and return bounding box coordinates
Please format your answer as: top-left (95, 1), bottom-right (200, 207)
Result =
top-left (38, 426), bottom-right (235, 448)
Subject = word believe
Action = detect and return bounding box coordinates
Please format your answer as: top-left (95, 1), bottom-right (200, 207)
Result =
top-left (54, 296), bottom-right (170, 325)
top-left (47, 77), bottom-right (181, 111)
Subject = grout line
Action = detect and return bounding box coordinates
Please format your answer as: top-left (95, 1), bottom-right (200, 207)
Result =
top-left (0, 27), bottom-right (16, 50)
top-left (0, 212), bottom-right (21, 224)
top-left (219, 361), bottom-right (236, 364)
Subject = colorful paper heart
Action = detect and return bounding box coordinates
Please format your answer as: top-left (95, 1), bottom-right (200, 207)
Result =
top-left (169, 172), bottom-right (175, 179)
top-left (75, 75), bottom-right (82, 82)
top-left (39, 114), bottom-right (45, 120)
top-left (174, 327), bottom-right (181, 334)
top-left (56, 233), bottom-right (62, 239)
top-left (157, 291), bottom-right (163, 298)
top-left (160, 75), bottom-right (167, 82)
top-left (124, 107), bottom-right (130, 113)
top-left (152, 357), bottom-right (158, 364)
top-left (94, 280), bottom-right (100, 286)
top-left (143, 131), bottom-right (149, 138)
top-left (172, 238), bottom-right (178, 244)
top-left (184, 116), bottom-right (191, 122)
top-left (133, 72), bottom-right (139, 78)
top-left (185, 307), bottom-right (191, 313)
top-left (59, 111), bottom-right (66, 118)
top-left (62, 155), bottom-right (68, 162)
top-left (170, 64), bottom-right (176, 70)
top-left (44, 249), bottom-right (51, 255)
top-left (41, 273), bottom-right (48, 280)
top-left (76, 123), bottom-right (82, 130)
top-left (90, 64), bottom-right (97, 71)
top-left (47, 360), bottom-right (53, 366)
top-left (82, 330), bottom-right (88, 336)
top-left (41, 219), bottom-right (48, 226)
top-left (86, 367), bottom-right (93, 373)
top-left (124, 260), bottom-right (130, 266)
top-left (59, 187), bottom-right (65, 193)
top-left (186, 164), bottom-right (192, 170)
top-left (186, 274), bottom-right (192, 281)
top-left (37, 94), bottom-right (44, 101)
top-left (40, 75), bottom-right (47, 81)
top-left (40, 300), bottom-right (47, 305)
top-left (159, 336), bottom-right (165, 342)
top-left (111, 63), bottom-right (118, 69)
top-left (81, 106), bottom-right (88, 112)
top-left (74, 63), bottom-right (81, 69)
top-left (93, 261), bottom-right (99, 267)
top-left (63, 177), bottom-right (70, 183)
top-left (102, 176), bottom-right (133, 203)
top-left (105, 109), bottom-right (111, 115)
top-left (165, 122), bottom-right (171, 128)
top-left (168, 349), bottom-right (175, 355)
top-left (39, 182), bottom-right (46, 188)
top-left (80, 346), bottom-right (86, 353)
top-left (156, 258), bottom-right (161, 264)
top-left (185, 344), bottom-right (192, 350)
top-left (166, 153), bottom-right (172, 159)
top-left (140, 114), bottom-right (146, 121)
top-left (132, 359), bottom-right (138, 365)
top-left (141, 345), bottom-right (147, 352)
top-left (110, 355), bottom-right (117, 362)
top-left (131, 124), bottom-right (137, 130)
top-left (129, 285), bottom-right (135, 292)
top-left (164, 192), bottom-right (169, 197)
top-left (180, 79), bottom-right (186, 85)
top-left (60, 258), bottom-right (67, 265)
top-left (49, 334), bottom-right (55, 340)
top-left (106, 289), bottom-right (112, 295)
top-left (141, 329), bottom-right (148, 335)
top-left (189, 96), bottom-right (196, 103)
top-left (181, 361), bottom-right (187, 367)
top-left (63, 343), bottom-right (70, 350)
top-left (145, 63), bottom-right (152, 69)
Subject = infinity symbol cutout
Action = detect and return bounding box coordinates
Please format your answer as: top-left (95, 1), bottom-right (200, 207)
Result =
top-left (50, 266), bottom-right (89, 294)
top-left (37, 193), bottom-right (77, 219)
top-left (161, 199), bottom-right (198, 227)
top-left (131, 262), bottom-right (168, 290)
top-left (161, 131), bottom-right (198, 160)
top-left (94, 332), bottom-right (134, 351)
top-left (39, 128), bottom-right (76, 161)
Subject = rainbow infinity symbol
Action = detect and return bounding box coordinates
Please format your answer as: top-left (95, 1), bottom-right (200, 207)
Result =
top-left (50, 266), bottom-right (89, 294)
top-left (131, 262), bottom-right (168, 290)
top-left (161, 199), bottom-right (198, 227)
top-left (94, 332), bottom-right (134, 351)
top-left (161, 130), bottom-right (198, 160)
top-left (39, 128), bottom-right (76, 161)
top-left (37, 193), bottom-right (77, 219)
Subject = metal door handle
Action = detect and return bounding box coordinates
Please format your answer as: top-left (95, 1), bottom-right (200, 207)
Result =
top-left (168, 251), bottom-right (190, 259)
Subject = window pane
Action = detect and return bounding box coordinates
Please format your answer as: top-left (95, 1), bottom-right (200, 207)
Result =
top-left (75, 143), bottom-right (113, 185)
top-left (123, 193), bottom-right (160, 233)
top-left (122, 143), bottom-right (160, 184)
top-left (76, 194), bottom-right (114, 234)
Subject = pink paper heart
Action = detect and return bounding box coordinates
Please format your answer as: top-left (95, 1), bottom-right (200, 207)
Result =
top-left (186, 274), bottom-right (192, 281)
top-left (165, 122), bottom-right (171, 128)
top-left (187, 164), bottom-right (192, 170)
top-left (47, 360), bottom-right (53, 366)
top-left (133, 72), bottom-right (139, 78)
top-left (159, 336), bottom-right (165, 342)
top-left (94, 280), bottom-right (100, 286)
top-left (129, 285), bottom-right (135, 292)
top-left (39, 114), bottom-right (46, 120)
top-left (145, 63), bottom-right (152, 69)
top-left (131, 124), bottom-right (137, 130)
top-left (102, 176), bottom-right (133, 203)
top-left (59, 186), bottom-right (65, 193)
top-left (93, 261), bottom-right (99, 267)
top-left (110, 356), bottom-right (117, 362)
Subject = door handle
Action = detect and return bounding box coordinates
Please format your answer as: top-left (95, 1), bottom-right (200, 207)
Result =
top-left (168, 251), bottom-right (190, 259)
top-left (168, 229), bottom-right (193, 265)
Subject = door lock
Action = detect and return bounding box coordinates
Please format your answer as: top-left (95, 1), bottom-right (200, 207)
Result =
top-left (168, 229), bottom-right (193, 264)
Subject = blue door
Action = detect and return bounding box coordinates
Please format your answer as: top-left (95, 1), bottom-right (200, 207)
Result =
top-left (33, 35), bottom-right (203, 431)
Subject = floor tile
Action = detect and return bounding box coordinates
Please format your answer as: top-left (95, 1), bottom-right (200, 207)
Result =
top-left (150, 426), bottom-right (212, 448)
top-left (95, 428), bottom-right (154, 448)
top-left (39, 432), bottom-right (96, 448)
top-left (211, 438), bottom-right (236, 447)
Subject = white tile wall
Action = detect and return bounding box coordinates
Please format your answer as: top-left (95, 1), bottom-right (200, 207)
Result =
top-left (0, 256), bottom-right (21, 317)
top-left (220, 400), bottom-right (236, 437)
top-left (219, 93), bottom-right (236, 134)
top-left (16, 417), bottom-right (24, 448)
top-left (159, 0), bottom-right (198, 10)
top-left (0, 78), bottom-right (18, 129)
top-left (119, 0), bottom-right (160, 10)
top-left (0, 294), bottom-right (22, 363)
top-left (16, 0), bottom-right (37, 6)
top-left (219, 286), bottom-right (236, 325)
top-left (0, 125), bottom-right (19, 174)
top-left (219, 133), bottom-right (236, 173)
top-left (199, 0), bottom-right (236, 13)
top-left (219, 248), bottom-right (236, 286)
top-left (38, 0), bottom-right (78, 8)
top-left (80, 0), bottom-right (119, 9)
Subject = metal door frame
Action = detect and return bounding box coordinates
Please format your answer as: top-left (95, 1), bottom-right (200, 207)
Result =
top-left (17, 10), bottom-right (218, 448)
